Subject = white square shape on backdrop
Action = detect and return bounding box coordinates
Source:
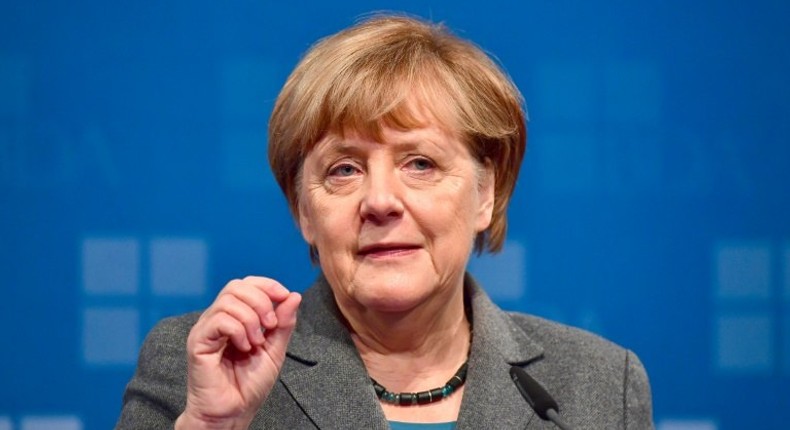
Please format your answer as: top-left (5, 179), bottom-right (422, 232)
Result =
top-left (150, 237), bottom-right (207, 297)
top-left (0, 416), bottom-right (11, 430)
top-left (20, 416), bottom-right (82, 430)
top-left (657, 419), bottom-right (717, 430)
top-left (81, 237), bottom-right (139, 296)
top-left (82, 307), bottom-right (139, 366)
top-left (715, 242), bottom-right (771, 300)
top-left (715, 313), bottom-right (773, 374)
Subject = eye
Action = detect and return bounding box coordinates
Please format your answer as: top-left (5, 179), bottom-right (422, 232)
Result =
top-left (407, 157), bottom-right (435, 171)
top-left (328, 163), bottom-right (359, 177)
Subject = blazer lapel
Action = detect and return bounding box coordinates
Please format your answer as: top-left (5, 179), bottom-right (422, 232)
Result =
top-left (279, 274), bottom-right (549, 429)
top-left (457, 275), bottom-right (547, 430)
top-left (279, 278), bottom-right (389, 430)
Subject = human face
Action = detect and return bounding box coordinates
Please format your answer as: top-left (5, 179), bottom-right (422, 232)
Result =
top-left (298, 124), bottom-right (495, 314)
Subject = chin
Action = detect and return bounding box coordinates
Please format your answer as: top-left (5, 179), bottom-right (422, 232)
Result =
top-left (352, 277), bottom-right (434, 314)
top-left (359, 294), bottom-right (425, 313)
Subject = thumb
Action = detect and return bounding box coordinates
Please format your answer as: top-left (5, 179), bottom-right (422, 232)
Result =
top-left (264, 292), bottom-right (302, 362)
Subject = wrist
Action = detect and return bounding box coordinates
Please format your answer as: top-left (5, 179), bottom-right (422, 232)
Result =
top-left (175, 409), bottom-right (253, 430)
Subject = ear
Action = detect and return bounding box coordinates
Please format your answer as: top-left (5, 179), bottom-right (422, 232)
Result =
top-left (475, 159), bottom-right (496, 232)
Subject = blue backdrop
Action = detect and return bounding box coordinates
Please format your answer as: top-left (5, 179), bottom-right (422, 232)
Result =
top-left (1, 1), bottom-right (789, 429)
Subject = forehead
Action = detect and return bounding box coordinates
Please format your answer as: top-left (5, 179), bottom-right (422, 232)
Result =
top-left (336, 97), bottom-right (461, 147)
top-left (319, 123), bottom-right (454, 150)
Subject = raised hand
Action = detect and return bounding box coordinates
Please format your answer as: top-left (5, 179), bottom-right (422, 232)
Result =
top-left (175, 276), bottom-right (302, 430)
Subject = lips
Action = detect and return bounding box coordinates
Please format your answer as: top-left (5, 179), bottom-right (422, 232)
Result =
top-left (357, 243), bottom-right (421, 257)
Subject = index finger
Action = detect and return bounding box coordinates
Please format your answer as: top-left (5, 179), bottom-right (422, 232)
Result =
top-left (239, 276), bottom-right (290, 302)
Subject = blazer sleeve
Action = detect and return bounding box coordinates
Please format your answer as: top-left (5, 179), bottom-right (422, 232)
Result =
top-left (625, 349), bottom-right (654, 429)
top-left (115, 315), bottom-right (196, 429)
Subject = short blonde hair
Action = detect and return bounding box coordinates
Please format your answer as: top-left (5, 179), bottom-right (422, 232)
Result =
top-left (268, 14), bottom-right (527, 254)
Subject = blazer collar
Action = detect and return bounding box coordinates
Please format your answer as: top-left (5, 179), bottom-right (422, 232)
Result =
top-left (279, 276), bottom-right (388, 429)
top-left (280, 274), bottom-right (545, 429)
top-left (457, 273), bottom-right (545, 429)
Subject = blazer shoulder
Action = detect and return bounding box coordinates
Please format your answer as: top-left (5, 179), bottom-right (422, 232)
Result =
top-left (145, 312), bottom-right (202, 343)
top-left (505, 311), bottom-right (628, 363)
top-left (116, 312), bottom-right (201, 429)
top-left (505, 312), bottom-right (654, 428)
top-left (134, 312), bottom-right (201, 375)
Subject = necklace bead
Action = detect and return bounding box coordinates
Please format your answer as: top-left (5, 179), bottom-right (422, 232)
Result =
top-left (371, 362), bottom-right (468, 406)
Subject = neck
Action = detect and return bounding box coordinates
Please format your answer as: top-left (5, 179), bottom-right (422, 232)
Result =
top-left (337, 281), bottom-right (472, 392)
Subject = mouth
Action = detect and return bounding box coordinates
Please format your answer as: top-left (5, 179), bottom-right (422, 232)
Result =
top-left (357, 243), bottom-right (422, 258)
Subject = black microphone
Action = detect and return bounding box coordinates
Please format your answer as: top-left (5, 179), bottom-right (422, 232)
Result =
top-left (510, 366), bottom-right (573, 430)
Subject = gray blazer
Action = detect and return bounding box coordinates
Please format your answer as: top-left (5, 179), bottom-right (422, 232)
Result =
top-left (117, 275), bottom-right (653, 429)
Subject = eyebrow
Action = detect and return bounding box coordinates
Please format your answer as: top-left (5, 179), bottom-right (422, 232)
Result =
top-left (320, 138), bottom-right (422, 156)
top-left (312, 127), bottom-right (456, 161)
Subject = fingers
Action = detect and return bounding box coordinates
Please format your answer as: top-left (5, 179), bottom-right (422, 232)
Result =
top-left (261, 292), bottom-right (302, 363)
top-left (217, 277), bottom-right (289, 329)
top-left (189, 277), bottom-right (298, 357)
top-left (213, 294), bottom-right (266, 347)
top-left (209, 312), bottom-right (253, 352)
top-left (181, 277), bottom-right (300, 428)
top-left (274, 292), bottom-right (302, 329)
top-left (236, 276), bottom-right (291, 300)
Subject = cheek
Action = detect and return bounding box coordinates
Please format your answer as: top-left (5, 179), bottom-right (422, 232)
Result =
top-left (412, 181), bottom-right (480, 240)
top-left (305, 194), bottom-right (358, 246)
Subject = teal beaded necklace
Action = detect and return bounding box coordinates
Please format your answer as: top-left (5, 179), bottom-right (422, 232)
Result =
top-left (371, 361), bottom-right (469, 406)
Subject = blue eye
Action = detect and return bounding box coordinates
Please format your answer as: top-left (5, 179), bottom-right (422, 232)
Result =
top-left (329, 164), bottom-right (358, 177)
top-left (409, 158), bottom-right (434, 171)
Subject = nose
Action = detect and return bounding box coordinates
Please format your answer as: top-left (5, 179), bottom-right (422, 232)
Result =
top-left (360, 166), bottom-right (404, 224)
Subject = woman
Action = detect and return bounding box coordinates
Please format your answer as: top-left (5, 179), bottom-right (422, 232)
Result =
top-left (117, 15), bottom-right (653, 429)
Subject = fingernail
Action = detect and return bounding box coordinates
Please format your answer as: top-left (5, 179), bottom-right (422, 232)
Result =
top-left (264, 311), bottom-right (278, 327)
